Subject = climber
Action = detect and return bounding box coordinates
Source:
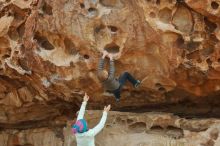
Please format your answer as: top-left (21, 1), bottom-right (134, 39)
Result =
top-left (98, 50), bottom-right (141, 102)
top-left (72, 93), bottom-right (111, 146)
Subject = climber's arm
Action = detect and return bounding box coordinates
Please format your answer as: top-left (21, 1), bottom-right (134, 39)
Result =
top-left (108, 54), bottom-right (115, 79)
top-left (98, 51), bottom-right (108, 72)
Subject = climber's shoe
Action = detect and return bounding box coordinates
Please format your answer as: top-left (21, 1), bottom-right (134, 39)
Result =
top-left (116, 98), bottom-right (120, 102)
top-left (134, 80), bottom-right (141, 88)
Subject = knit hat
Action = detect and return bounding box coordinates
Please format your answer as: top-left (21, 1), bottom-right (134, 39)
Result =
top-left (72, 119), bottom-right (88, 134)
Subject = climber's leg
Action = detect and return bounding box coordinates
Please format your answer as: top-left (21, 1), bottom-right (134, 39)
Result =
top-left (119, 72), bottom-right (140, 88)
top-left (113, 88), bottom-right (121, 102)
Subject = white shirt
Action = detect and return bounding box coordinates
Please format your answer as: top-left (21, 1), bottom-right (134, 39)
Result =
top-left (75, 101), bottom-right (108, 146)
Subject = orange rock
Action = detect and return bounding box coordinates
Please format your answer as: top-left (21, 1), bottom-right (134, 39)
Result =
top-left (0, 1), bottom-right (219, 143)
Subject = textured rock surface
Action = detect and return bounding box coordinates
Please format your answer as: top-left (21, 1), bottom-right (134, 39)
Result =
top-left (1, 111), bottom-right (220, 146)
top-left (0, 0), bottom-right (220, 145)
top-left (0, 0), bottom-right (220, 113)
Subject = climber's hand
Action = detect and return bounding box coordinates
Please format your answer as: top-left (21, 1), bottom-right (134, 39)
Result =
top-left (104, 105), bottom-right (111, 112)
top-left (83, 93), bottom-right (89, 102)
top-left (102, 50), bottom-right (108, 59)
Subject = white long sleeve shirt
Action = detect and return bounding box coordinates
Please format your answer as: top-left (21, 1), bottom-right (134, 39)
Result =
top-left (75, 101), bottom-right (108, 146)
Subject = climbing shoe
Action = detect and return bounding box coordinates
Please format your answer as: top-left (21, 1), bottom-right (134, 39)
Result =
top-left (134, 80), bottom-right (141, 88)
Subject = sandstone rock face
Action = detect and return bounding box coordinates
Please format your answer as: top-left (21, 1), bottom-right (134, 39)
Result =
top-left (0, 0), bottom-right (220, 145)
top-left (1, 111), bottom-right (220, 146)
top-left (0, 0), bottom-right (220, 112)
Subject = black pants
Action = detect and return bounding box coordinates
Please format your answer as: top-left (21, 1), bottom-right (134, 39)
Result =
top-left (113, 72), bottom-right (138, 100)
